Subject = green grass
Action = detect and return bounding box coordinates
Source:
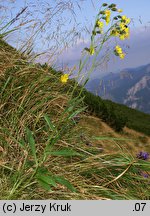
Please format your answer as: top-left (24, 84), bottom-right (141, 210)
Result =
top-left (104, 99), bottom-right (150, 136)
top-left (0, 39), bottom-right (150, 200)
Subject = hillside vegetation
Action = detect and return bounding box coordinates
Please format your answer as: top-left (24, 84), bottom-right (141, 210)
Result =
top-left (79, 89), bottom-right (150, 135)
top-left (0, 39), bottom-right (150, 200)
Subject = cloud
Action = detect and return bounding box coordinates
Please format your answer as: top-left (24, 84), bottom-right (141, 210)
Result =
top-left (36, 25), bottom-right (150, 81)
top-left (56, 25), bottom-right (150, 78)
top-left (56, 38), bottom-right (90, 64)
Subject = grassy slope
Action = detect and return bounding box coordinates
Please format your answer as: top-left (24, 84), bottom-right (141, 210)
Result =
top-left (79, 89), bottom-right (150, 136)
top-left (0, 39), bottom-right (150, 200)
top-left (104, 99), bottom-right (150, 136)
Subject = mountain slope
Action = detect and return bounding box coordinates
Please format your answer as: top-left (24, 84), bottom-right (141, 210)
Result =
top-left (124, 75), bottom-right (150, 113)
top-left (1, 39), bottom-right (150, 200)
top-left (86, 64), bottom-right (150, 114)
top-left (80, 89), bottom-right (150, 136)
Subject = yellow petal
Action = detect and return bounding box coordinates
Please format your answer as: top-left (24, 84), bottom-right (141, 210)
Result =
top-left (97, 20), bottom-right (104, 28)
top-left (89, 46), bottom-right (95, 55)
top-left (119, 35), bottom-right (126, 40)
top-left (105, 10), bottom-right (111, 16)
top-left (106, 16), bottom-right (110, 25)
top-left (61, 74), bottom-right (69, 83)
top-left (119, 53), bottom-right (125, 59)
top-left (115, 45), bottom-right (122, 54)
top-left (118, 9), bottom-right (123, 13)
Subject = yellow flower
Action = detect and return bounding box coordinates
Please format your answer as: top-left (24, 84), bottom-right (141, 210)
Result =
top-left (126, 32), bottom-right (130, 38)
top-left (96, 20), bottom-right (104, 29)
top-left (104, 10), bottom-right (111, 25)
top-left (104, 10), bottom-right (111, 16)
top-left (122, 15), bottom-right (130, 24)
top-left (122, 15), bottom-right (127, 20)
top-left (124, 27), bottom-right (130, 37)
top-left (89, 46), bottom-right (95, 55)
top-left (60, 74), bottom-right (69, 83)
top-left (111, 29), bottom-right (119, 37)
top-left (119, 53), bottom-right (125, 59)
top-left (106, 16), bottom-right (110, 25)
top-left (119, 34), bottom-right (126, 40)
top-left (118, 9), bottom-right (123, 13)
top-left (115, 45), bottom-right (122, 54)
top-left (115, 45), bottom-right (125, 59)
top-left (119, 23), bottom-right (126, 31)
top-left (119, 27), bottom-right (130, 40)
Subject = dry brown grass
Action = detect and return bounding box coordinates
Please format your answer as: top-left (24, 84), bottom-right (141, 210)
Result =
top-left (76, 115), bottom-right (150, 156)
top-left (1, 39), bottom-right (150, 200)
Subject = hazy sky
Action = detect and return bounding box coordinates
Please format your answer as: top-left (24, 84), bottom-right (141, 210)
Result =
top-left (1, 0), bottom-right (150, 78)
top-left (54, 0), bottom-right (150, 77)
top-left (76, 0), bottom-right (150, 27)
top-left (3, 0), bottom-right (150, 23)
top-left (56, 0), bottom-right (150, 78)
top-left (57, 25), bottom-right (150, 78)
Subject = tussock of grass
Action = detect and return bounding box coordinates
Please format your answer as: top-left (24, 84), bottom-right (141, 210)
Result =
top-left (0, 39), bottom-right (150, 200)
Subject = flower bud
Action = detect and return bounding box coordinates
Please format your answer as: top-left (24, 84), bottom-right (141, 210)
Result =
top-left (111, 7), bottom-right (117, 11)
top-left (118, 9), bottom-right (123, 13)
top-left (108, 4), bottom-right (116, 8)
top-left (84, 47), bottom-right (90, 52)
top-left (117, 15), bottom-right (122, 19)
top-left (113, 16), bottom-right (118, 20)
top-left (96, 30), bottom-right (103, 34)
top-left (102, 3), bottom-right (108, 7)
top-left (99, 11), bottom-right (105, 14)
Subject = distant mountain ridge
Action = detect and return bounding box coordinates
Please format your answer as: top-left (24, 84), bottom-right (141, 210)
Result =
top-left (86, 63), bottom-right (150, 114)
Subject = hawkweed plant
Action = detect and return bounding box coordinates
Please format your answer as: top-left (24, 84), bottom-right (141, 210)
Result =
top-left (1, 2), bottom-right (150, 200)
top-left (70, 3), bottom-right (130, 97)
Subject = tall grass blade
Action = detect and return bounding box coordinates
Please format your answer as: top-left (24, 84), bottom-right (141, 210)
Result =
top-left (46, 148), bottom-right (81, 157)
top-left (0, 28), bottom-right (18, 39)
top-left (44, 114), bottom-right (55, 131)
top-left (92, 136), bottom-right (134, 141)
top-left (18, 138), bottom-right (26, 149)
top-left (68, 107), bottom-right (86, 120)
top-left (26, 128), bottom-right (37, 165)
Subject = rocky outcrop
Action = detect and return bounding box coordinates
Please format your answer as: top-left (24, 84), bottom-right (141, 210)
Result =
top-left (86, 63), bottom-right (150, 114)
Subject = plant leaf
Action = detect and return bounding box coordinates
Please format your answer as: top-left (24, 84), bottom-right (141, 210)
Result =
top-left (54, 176), bottom-right (76, 192)
top-left (37, 166), bottom-right (49, 175)
top-left (37, 179), bottom-right (52, 191)
top-left (45, 135), bottom-right (60, 152)
top-left (44, 114), bottom-right (55, 131)
top-left (47, 148), bottom-right (80, 157)
top-left (36, 174), bottom-right (56, 187)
